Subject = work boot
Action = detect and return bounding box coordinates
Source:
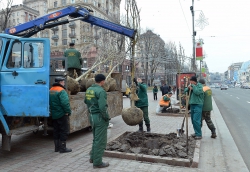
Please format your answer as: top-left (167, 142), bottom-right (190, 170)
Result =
top-left (146, 124), bottom-right (151, 132)
top-left (211, 128), bottom-right (217, 138)
top-left (138, 123), bottom-right (143, 132)
top-left (60, 141), bottom-right (72, 153)
top-left (93, 162), bottom-right (109, 169)
top-left (54, 140), bottom-right (60, 152)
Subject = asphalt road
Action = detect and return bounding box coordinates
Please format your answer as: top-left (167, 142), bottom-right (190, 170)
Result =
top-left (212, 87), bottom-right (250, 170)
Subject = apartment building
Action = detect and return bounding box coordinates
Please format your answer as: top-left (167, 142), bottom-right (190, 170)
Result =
top-left (0, 4), bottom-right (39, 32)
top-left (23, 0), bottom-right (48, 38)
top-left (47, 0), bottom-right (122, 68)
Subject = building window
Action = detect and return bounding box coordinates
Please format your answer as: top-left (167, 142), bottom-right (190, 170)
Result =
top-left (71, 0), bottom-right (75, 3)
top-left (71, 28), bottom-right (75, 34)
top-left (62, 39), bottom-right (67, 45)
top-left (71, 39), bottom-right (75, 43)
top-left (62, 24), bottom-right (67, 29)
top-left (62, 0), bottom-right (66, 6)
top-left (83, 0), bottom-right (88, 2)
top-left (62, 29), bottom-right (67, 38)
top-left (17, 12), bottom-right (19, 16)
top-left (54, 1), bottom-right (58, 7)
top-left (54, 41), bottom-right (58, 46)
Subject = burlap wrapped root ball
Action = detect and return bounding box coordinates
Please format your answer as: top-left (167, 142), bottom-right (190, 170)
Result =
top-left (85, 78), bottom-right (96, 90)
top-left (122, 107), bottom-right (143, 126)
top-left (67, 76), bottom-right (80, 95)
top-left (103, 77), bottom-right (117, 91)
top-left (79, 78), bottom-right (87, 92)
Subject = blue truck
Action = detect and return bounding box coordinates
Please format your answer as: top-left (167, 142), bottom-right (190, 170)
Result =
top-left (0, 6), bottom-right (136, 151)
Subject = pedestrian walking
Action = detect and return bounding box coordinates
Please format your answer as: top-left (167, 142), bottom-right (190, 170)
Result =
top-left (161, 83), bottom-right (169, 95)
top-left (184, 76), bottom-right (204, 140)
top-left (63, 42), bottom-right (82, 78)
top-left (133, 78), bottom-right (151, 132)
top-left (153, 85), bottom-right (158, 100)
top-left (160, 84), bottom-right (164, 96)
top-left (49, 77), bottom-right (72, 153)
top-left (84, 74), bottom-right (110, 168)
top-left (199, 79), bottom-right (217, 138)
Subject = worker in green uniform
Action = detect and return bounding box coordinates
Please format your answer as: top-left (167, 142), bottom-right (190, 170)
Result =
top-left (49, 77), bottom-right (72, 153)
top-left (63, 42), bottom-right (82, 78)
top-left (84, 74), bottom-right (110, 169)
top-left (199, 79), bottom-right (217, 138)
top-left (133, 78), bottom-right (150, 132)
top-left (184, 76), bottom-right (204, 140)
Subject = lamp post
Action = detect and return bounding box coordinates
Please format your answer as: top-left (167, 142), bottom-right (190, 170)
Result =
top-left (190, 0), bottom-right (196, 72)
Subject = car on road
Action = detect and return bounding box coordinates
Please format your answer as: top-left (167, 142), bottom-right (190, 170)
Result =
top-left (210, 85), bottom-right (215, 88)
top-left (220, 85), bottom-right (228, 90)
top-left (215, 85), bottom-right (220, 89)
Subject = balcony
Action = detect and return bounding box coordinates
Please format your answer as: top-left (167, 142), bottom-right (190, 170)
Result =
top-left (52, 35), bottom-right (59, 40)
top-left (69, 22), bottom-right (76, 28)
top-left (69, 33), bottom-right (76, 38)
top-left (51, 26), bottom-right (59, 31)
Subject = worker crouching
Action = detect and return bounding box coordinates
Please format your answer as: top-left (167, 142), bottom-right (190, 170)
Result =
top-left (159, 92), bottom-right (173, 113)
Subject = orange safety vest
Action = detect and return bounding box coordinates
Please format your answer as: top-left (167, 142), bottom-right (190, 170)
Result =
top-left (203, 86), bottom-right (210, 92)
top-left (159, 94), bottom-right (171, 107)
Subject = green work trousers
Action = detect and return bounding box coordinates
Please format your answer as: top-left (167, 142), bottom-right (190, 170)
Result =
top-left (202, 111), bottom-right (216, 132)
top-left (139, 106), bottom-right (150, 125)
top-left (89, 114), bottom-right (109, 166)
top-left (190, 104), bottom-right (203, 137)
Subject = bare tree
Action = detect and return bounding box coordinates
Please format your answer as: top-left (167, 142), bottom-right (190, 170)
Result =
top-left (137, 29), bottom-right (165, 85)
top-left (0, 0), bottom-right (13, 32)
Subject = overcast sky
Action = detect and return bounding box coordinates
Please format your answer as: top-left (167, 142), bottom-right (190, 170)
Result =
top-left (121, 0), bottom-right (250, 73)
top-left (10, 0), bottom-right (250, 73)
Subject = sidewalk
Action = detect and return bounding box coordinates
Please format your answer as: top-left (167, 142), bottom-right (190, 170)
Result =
top-left (0, 91), bottom-right (248, 172)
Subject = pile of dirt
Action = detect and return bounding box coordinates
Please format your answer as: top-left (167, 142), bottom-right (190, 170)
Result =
top-left (106, 132), bottom-right (196, 159)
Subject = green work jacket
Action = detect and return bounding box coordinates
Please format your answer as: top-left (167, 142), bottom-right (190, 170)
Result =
top-left (64, 48), bottom-right (82, 69)
top-left (202, 85), bottom-right (213, 111)
top-left (49, 83), bottom-right (71, 119)
top-left (135, 82), bottom-right (148, 108)
top-left (184, 83), bottom-right (204, 105)
top-left (84, 84), bottom-right (110, 121)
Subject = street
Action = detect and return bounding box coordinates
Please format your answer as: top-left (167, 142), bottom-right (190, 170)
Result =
top-left (212, 87), bottom-right (250, 170)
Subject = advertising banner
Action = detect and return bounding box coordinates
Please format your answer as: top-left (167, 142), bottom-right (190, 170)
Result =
top-left (196, 42), bottom-right (203, 60)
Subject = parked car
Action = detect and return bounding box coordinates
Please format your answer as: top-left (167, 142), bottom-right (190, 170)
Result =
top-left (221, 85), bottom-right (228, 90)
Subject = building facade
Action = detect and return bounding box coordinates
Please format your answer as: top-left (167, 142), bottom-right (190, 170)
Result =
top-left (0, 4), bottom-right (39, 32)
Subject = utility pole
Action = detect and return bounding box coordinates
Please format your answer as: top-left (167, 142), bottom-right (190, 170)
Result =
top-left (190, 0), bottom-right (196, 72)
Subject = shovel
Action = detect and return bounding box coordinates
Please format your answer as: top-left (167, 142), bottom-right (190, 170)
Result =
top-left (178, 88), bottom-right (191, 137)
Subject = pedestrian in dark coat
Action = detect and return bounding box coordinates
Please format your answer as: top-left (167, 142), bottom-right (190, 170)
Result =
top-left (162, 84), bottom-right (169, 95)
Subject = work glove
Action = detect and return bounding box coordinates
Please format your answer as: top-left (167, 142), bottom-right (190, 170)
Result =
top-left (133, 78), bottom-right (138, 86)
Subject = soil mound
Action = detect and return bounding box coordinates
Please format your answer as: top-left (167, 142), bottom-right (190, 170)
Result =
top-left (106, 132), bottom-right (196, 159)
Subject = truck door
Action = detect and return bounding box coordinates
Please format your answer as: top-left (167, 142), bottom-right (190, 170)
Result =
top-left (0, 39), bottom-right (50, 117)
